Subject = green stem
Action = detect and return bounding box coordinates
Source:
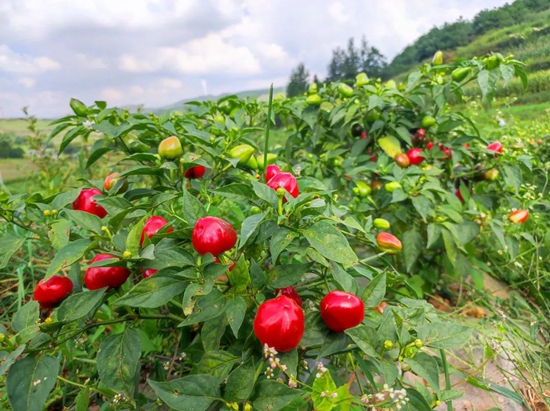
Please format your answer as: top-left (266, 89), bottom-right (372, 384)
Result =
top-left (440, 349), bottom-right (453, 411)
top-left (264, 84), bottom-right (274, 174)
top-left (278, 196), bottom-right (283, 216)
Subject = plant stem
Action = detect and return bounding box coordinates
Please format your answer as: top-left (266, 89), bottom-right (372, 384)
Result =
top-left (440, 349), bottom-right (453, 411)
top-left (264, 84), bottom-right (274, 174)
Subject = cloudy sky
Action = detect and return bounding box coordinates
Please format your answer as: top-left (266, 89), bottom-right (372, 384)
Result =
top-left (0, 0), bottom-right (509, 118)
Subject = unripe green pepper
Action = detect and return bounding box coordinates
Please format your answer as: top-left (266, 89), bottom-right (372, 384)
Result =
top-left (158, 136), bottom-right (183, 160)
top-left (214, 113), bottom-right (225, 124)
top-left (244, 155), bottom-right (258, 170)
top-left (256, 153), bottom-right (278, 168)
top-left (451, 67), bottom-right (470, 82)
top-left (306, 94), bottom-right (322, 106)
top-left (483, 55), bottom-right (499, 70)
top-left (338, 83), bottom-right (354, 98)
top-left (228, 144), bottom-right (255, 164)
top-left (354, 181), bottom-right (371, 198)
top-left (355, 72), bottom-right (369, 87)
top-left (250, 206), bottom-right (262, 215)
top-left (421, 115), bottom-right (436, 128)
top-left (308, 82), bottom-right (318, 95)
top-left (365, 110), bottom-right (381, 122)
top-left (484, 168), bottom-right (499, 181)
top-left (385, 80), bottom-right (397, 89)
top-left (432, 50), bottom-right (443, 65)
top-left (70, 98), bottom-right (88, 116)
top-left (385, 181), bottom-right (402, 193)
top-left (373, 218), bottom-right (390, 230)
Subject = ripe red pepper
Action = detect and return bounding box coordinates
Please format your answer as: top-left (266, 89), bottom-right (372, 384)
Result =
top-left (376, 232), bottom-right (402, 254)
top-left (440, 146), bottom-right (452, 160)
top-left (509, 209), bottom-right (529, 223)
top-left (184, 165), bottom-right (206, 179)
top-left (192, 216), bottom-right (237, 256)
top-left (320, 291), bottom-right (364, 332)
top-left (360, 131), bottom-right (367, 139)
top-left (394, 153), bottom-right (410, 168)
top-left (103, 172), bottom-right (128, 192)
top-left (85, 254), bottom-right (130, 290)
top-left (487, 141), bottom-right (503, 155)
top-left (33, 275), bottom-right (73, 309)
top-left (73, 188), bottom-right (108, 218)
top-left (455, 188), bottom-right (464, 202)
top-left (275, 286), bottom-right (302, 307)
top-left (372, 301), bottom-right (388, 315)
top-left (267, 172), bottom-right (299, 201)
top-left (266, 164), bottom-right (281, 182)
top-left (140, 216), bottom-right (173, 246)
top-left (253, 295), bottom-right (304, 352)
top-left (407, 148), bottom-right (424, 166)
top-left (426, 142), bottom-right (434, 150)
top-left (142, 268), bottom-right (158, 279)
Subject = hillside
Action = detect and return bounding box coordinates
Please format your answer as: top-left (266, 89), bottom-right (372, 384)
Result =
top-left (386, 0), bottom-right (550, 104)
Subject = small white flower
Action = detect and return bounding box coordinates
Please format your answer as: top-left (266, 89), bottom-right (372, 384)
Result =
top-left (83, 120), bottom-right (94, 130)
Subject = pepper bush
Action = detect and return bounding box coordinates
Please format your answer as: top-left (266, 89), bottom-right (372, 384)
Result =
top-left (0, 52), bottom-right (540, 410)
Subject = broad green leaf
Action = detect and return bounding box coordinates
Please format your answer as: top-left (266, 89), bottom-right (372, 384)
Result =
top-left (64, 209), bottom-right (103, 233)
top-left (125, 214), bottom-right (148, 257)
top-left (252, 380), bottom-right (303, 411)
top-left (148, 374), bottom-right (220, 411)
top-left (330, 262), bottom-right (358, 294)
top-left (441, 228), bottom-right (457, 265)
top-left (12, 301), bottom-right (39, 333)
top-left (270, 227), bottom-right (298, 264)
top-left (52, 188), bottom-right (81, 210)
top-left (411, 196), bottom-right (432, 222)
top-left (378, 135), bottom-right (402, 158)
top-left (73, 387), bottom-right (90, 411)
top-left (48, 219), bottom-right (70, 250)
top-left (402, 388), bottom-right (432, 411)
top-left (224, 360), bottom-right (255, 402)
top-left (45, 239), bottom-right (93, 280)
top-left (303, 221), bottom-right (357, 265)
top-left (440, 389), bottom-right (464, 402)
top-left (0, 345), bottom-right (26, 377)
top-left (7, 356), bottom-right (60, 411)
top-left (404, 352), bottom-right (440, 395)
top-left (183, 187), bottom-right (207, 225)
top-left (225, 296), bottom-right (247, 338)
top-left (57, 288), bottom-right (106, 322)
top-left (213, 184), bottom-right (254, 203)
top-left (426, 223), bottom-right (441, 249)
top-left (97, 328), bottom-right (141, 398)
top-left (195, 350), bottom-right (238, 383)
top-left (0, 237), bottom-right (26, 270)
top-left (269, 263), bottom-right (312, 288)
top-left (317, 332), bottom-right (350, 358)
top-left (361, 272), bottom-right (386, 308)
top-left (345, 326), bottom-right (380, 358)
top-left (403, 230), bottom-right (423, 272)
top-left (114, 277), bottom-right (187, 308)
top-left (179, 289), bottom-right (226, 327)
top-left (312, 369), bottom-right (338, 411)
top-left (154, 245), bottom-right (195, 268)
top-left (418, 322), bottom-right (472, 349)
top-left (238, 213), bottom-right (264, 248)
top-left (251, 180), bottom-right (278, 209)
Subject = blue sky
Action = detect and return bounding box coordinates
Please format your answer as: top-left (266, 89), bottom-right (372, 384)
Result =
top-left (0, 0), bottom-right (509, 118)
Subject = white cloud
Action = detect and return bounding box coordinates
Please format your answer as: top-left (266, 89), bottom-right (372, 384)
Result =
top-left (329, 2), bottom-right (349, 24)
top-left (18, 77), bottom-right (36, 88)
top-left (0, 45), bottom-right (60, 74)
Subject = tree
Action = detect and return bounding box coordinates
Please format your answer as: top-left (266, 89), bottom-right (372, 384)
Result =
top-left (327, 37), bottom-right (387, 83)
top-left (286, 63), bottom-right (310, 97)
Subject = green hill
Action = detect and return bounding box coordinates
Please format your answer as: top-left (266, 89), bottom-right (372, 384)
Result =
top-left (386, 0), bottom-right (550, 105)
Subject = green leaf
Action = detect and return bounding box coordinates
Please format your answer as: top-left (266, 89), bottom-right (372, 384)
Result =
top-left (7, 356), bottom-right (60, 411)
top-left (0, 345), bottom-right (26, 377)
top-left (441, 228), bottom-right (457, 265)
top-left (345, 326), bottom-right (381, 358)
top-left (48, 219), bottom-right (70, 251)
top-left (312, 369), bottom-right (338, 411)
top-left (224, 360), bottom-right (255, 402)
top-left (252, 380), bottom-right (303, 411)
top-left (179, 289), bottom-right (226, 327)
top-left (195, 350), bottom-right (238, 383)
top-left (155, 245), bottom-right (195, 269)
top-left (251, 180), bottom-right (278, 209)
top-left (502, 164), bottom-right (522, 193)
top-left (64, 209), bottom-right (103, 233)
top-left (238, 213), bottom-right (264, 248)
top-left (418, 322), bottom-right (472, 349)
top-left (440, 389), bottom-right (464, 402)
top-left (411, 196), bottom-right (432, 222)
top-left (361, 272), bottom-right (386, 308)
top-left (148, 374), bottom-right (220, 411)
top-left (213, 184), bottom-right (255, 203)
top-left (378, 135), bottom-right (402, 158)
top-left (57, 288), bottom-right (106, 322)
top-left (45, 239), bottom-right (92, 280)
top-left (12, 301), bottom-right (39, 333)
top-left (426, 223), bottom-right (441, 249)
top-left (125, 214), bottom-right (148, 257)
top-left (402, 230), bottom-right (423, 272)
top-left (269, 263), bottom-right (312, 288)
top-left (225, 296), bottom-right (247, 337)
top-left (303, 221), bottom-right (357, 265)
top-left (404, 352), bottom-right (440, 395)
top-left (270, 227), bottom-right (298, 264)
top-left (403, 388), bottom-right (432, 411)
top-left (97, 328), bottom-right (141, 398)
top-left (59, 126), bottom-right (85, 154)
top-left (73, 387), bottom-right (91, 411)
top-left (330, 262), bottom-right (358, 294)
top-left (0, 237), bottom-right (26, 270)
top-left (114, 277), bottom-right (187, 308)
top-left (183, 187), bottom-right (207, 225)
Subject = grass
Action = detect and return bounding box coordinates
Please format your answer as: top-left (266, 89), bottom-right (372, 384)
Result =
top-left (0, 118), bottom-right (52, 136)
top-left (0, 159), bottom-right (37, 183)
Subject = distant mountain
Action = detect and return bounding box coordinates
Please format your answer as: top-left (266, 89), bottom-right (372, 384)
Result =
top-left (152, 86), bottom-right (286, 114)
